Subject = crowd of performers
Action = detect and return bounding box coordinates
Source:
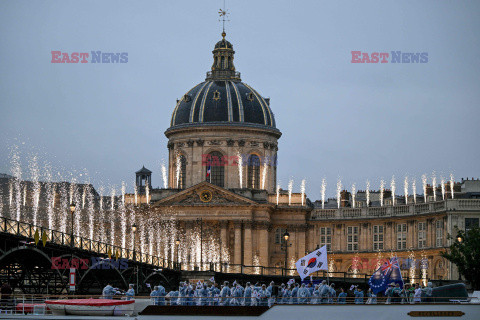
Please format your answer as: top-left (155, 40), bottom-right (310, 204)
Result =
top-left (116, 280), bottom-right (434, 306)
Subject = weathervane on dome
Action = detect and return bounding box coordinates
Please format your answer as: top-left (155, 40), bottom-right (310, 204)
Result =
top-left (218, 0), bottom-right (230, 38)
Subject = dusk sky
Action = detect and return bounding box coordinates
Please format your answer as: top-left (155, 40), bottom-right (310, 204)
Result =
top-left (1, 0), bottom-right (479, 198)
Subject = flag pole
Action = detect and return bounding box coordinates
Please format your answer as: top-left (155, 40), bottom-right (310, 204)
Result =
top-left (325, 246), bottom-right (329, 285)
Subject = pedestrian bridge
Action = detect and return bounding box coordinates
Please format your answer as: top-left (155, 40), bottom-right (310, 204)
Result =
top-left (0, 216), bottom-right (180, 294)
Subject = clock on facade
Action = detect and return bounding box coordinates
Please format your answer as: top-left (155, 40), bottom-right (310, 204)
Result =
top-left (199, 190), bottom-right (213, 203)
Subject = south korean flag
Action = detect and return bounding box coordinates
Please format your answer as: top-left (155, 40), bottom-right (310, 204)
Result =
top-left (295, 245), bottom-right (328, 280)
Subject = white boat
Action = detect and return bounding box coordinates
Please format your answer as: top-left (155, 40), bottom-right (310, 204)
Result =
top-left (45, 298), bottom-right (134, 316)
top-left (139, 303), bottom-right (480, 320)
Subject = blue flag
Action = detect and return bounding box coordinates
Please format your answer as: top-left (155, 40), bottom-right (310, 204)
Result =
top-left (368, 257), bottom-right (404, 294)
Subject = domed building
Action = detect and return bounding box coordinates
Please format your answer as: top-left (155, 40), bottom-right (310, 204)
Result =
top-left (166, 32), bottom-right (280, 192)
top-left (124, 32), bottom-right (479, 284)
top-left (133, 32), bottom-right (306, 271)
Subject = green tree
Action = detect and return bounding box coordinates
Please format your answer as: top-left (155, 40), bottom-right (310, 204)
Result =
top-left (442, 227), bottom-right (480, 289)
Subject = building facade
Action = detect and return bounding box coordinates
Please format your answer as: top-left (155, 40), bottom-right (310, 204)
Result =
top-left (131, 32), bottom-right (480, 283)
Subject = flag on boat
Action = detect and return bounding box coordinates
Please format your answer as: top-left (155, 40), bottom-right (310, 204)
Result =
top-left (368, 256), bottom-right (404, 294)
top-left (209, 276), bottom-right (215, 283)
top-left (295, 245), bottom-right (328, 280)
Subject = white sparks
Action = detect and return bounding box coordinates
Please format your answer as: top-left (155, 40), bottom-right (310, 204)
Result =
top-left (404, 176), bottom-right (408, 205)
top-left (351, 183), bottom-right (356, 208)
top-left (321, 178), bottom-right (326, 209)
top-left (288, 179), bottom-right (293, 206)
top-left (380, 179), bottom-right (385, 207)
top-left (366, 180), bottom-right (370, 207)
top-left (337, 179), bottom-right (342, 209)
top-left (391, 175), bottom-right (396, 206)
top-left (300, 179), bottom-right (306, 206)
top-left (450, 173), bottom-right (455, 199)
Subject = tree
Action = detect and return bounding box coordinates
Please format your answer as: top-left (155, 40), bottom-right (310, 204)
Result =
top-left (442, 227), bottom-right (480, 289)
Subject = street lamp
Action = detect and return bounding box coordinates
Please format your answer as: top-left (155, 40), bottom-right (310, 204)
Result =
top-left (132, 223), bottom-right (137, 261)
top-left (282, 230), bottom-right (291, 276)
top-left (69, 203), bottom-right (76, 247)
top-left (175, 238), bottom-right (180, 269)
top-left (68, 202), bottom-right (76, 295)
top-left (457, 236), bottom-right (462, 243)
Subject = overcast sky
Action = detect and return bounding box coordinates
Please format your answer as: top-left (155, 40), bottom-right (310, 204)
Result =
top-left (1, 0), bottom-right (479, 198)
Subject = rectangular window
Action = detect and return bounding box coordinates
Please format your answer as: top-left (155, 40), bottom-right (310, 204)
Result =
top-left (373, 225), bottom-right (384, 251)
top-left (347, 226), bottom-right (359, 251)
top-left (465, 218), bottom-right (479, 233)
top-left (275, 228), bottom-right (287, 244)
top-left (436, 220), bottom-right (443, 247)
top-left (418, 222), bottom-right (426, 249)
top-left (397, 223), bottom-right (407, 250)
top-left (320, 227), bottom-right (332, 251)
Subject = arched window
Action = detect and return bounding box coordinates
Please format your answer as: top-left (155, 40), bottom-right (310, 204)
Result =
top-left (247, 154), bottom-right (260, 189)
top-left (178, 155), bottom-right (187, 189)
top-left (205, 151), bottom-right (224, 188)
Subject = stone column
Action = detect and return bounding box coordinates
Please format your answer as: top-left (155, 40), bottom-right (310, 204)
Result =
top-left (385, 222), bottom-right (393, 250)
top-left (168, 143), bottom-right (174, 188)
top-left (308, 225), bottom-right (315, 252)
top-left (297, 226), bottom-right (306, 260)
top-left (428, 219), bottom-right (435, 248)
top-left (367, 223), bottom-right (373, 250)
top-left (220, 221), bottom-right (228, 262)
top-left (339, 224), bottom-right (346, 251)
top-left (234, 221), bottom-right (242, 265)
top-left (187, 141), bottom-right (194, 188)
top-left (243, 222), bottom-right (253, 266)
top-left (258, 223), bottom-right (269, 268)
top-left (288, 228), bottom-right (296, 267)
top-left (360, 223), bottom-right (367, 251)
top-left (410, 220), bottom-right (416, 249)
top-left (335, 224), bottom-right (342, 251)
top-left (184, 221), bottom-right (194, 265)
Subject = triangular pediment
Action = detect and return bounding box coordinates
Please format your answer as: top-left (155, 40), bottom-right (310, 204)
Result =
top-left (153, 182), bottom-right (258, 206)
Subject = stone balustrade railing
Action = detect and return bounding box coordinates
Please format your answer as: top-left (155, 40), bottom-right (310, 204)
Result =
top-left (310, 199), bottom-right (480, 220)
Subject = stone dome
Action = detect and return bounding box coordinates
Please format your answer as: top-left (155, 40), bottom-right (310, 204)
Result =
top-left (168, 32), bottom-right (277, 132)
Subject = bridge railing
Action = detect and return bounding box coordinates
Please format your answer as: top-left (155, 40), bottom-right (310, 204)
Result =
top-left (0, 216), bottom-right (174, 269)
